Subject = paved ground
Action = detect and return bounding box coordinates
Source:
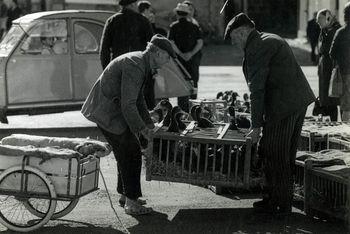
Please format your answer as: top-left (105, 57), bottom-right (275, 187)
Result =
top-left (0, 40), bottom-right (347, 233)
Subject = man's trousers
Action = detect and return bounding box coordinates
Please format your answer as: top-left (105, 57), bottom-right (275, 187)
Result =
top-left (99, 126), bottom-right (142, 200)
top-left (259, 108), bottom-right (306, 210)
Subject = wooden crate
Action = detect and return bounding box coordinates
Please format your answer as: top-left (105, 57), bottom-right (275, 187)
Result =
top-left (304, 160), bottom-right (350, 221)
top-left (298, 131), bottom-right (328, 152)
top-left (328, 137), bottom-right (350, 150)
top-left (189, 99), bottom-right (228, 122)
top-left (0, 154), bottom-right (99, 198)
top-left (294, 160), bottom-right (305, 201)
top-left (146, 122), bottom-right (263, 189)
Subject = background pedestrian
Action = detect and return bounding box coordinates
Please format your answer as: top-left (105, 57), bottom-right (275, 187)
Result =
top-left (316, 9), bottom-right (341, 121)
top-left (330, 3), bottom-right (350, 121)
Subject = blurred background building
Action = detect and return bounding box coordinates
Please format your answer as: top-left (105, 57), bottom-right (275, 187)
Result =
top-left (5, 0), bottom-right (350, 41)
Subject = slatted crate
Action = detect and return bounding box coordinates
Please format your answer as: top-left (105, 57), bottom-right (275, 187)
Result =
top-left (304, 160), bottom-right (350, 221)
top-left (294, 160), bottom-right (305, 201)
top-left (189, 99), bottom-right (228, 122)
top-left (146, 122), bottom-right (263, 189)
top-left (298, 131), bottom-right (329, 152)
top-left (328, 137), bottom-right (350, 150)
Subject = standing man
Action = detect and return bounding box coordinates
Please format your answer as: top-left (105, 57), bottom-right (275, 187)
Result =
top-left (99, 0), bottom-right (153, 70)
top-left (168, 3), bottom-right (203, 111)
top-left (82, 35), bottom-right (176, 215)
top-left (306, 12), bottom-right (320, 64)
top-left (6, 0), bottom-right (21, 31)
top-left (224, 13), bottom-right (315, 216)
top-left (0, 0), bottom-right (7, 39)
top-left (316, 9), bottom-right (341, 121)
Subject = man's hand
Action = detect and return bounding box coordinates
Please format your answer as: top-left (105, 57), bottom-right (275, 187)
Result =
top-left (245, 127), bottom-right (262, 144)
top-left (140, 128), bottom-right (151, 141)
top-left (140, 125), bottom-right (155, 141)
top-left (182, 52), bottom-right (193, 61)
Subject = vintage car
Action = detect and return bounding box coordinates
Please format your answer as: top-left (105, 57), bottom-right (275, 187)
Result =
top-left (0, 10), bottom-right (114, 123)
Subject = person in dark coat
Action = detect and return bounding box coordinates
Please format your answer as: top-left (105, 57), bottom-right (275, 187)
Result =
top-left (224, 13), bottom-right (315, 216)
top-left (82, 35), bottom-right (176, 215)
top-left (306, 12), bottom-right (320, 64)
top-left (316, 9), bottom-right (341, 121)
top-left (6, 0), bottom-right (22, 31)
top-left (137, 1), bottom-right (167, 36)
top-left (99, 0), bottom-right (153, 70)
top-left (168, 3), bottom-right (203, 112)
top-left (0, 0), bottom-right (7, 39)
top-left (330, 3), bottom-right (350, 121)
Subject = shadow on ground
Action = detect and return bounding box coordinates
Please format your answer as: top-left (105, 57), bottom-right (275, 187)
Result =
top-left (201, 43), bottom-right (314, 66)
top-left (0, 219), bottom-right (124, 234)
top-left (128, 208), bottom-right (347, 234)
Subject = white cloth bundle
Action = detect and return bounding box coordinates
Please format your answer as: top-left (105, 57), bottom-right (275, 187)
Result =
top-left (0, 144), bottom-right (79, 158)
top-left (1, 134), bottom-right (111, 157)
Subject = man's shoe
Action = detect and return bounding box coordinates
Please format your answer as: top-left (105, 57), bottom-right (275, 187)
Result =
top-left (253, 199), bottom-right (276, 213)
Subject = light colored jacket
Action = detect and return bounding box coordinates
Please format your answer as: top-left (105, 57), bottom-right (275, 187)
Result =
top-left (81, 51), bottom-right (154, 135)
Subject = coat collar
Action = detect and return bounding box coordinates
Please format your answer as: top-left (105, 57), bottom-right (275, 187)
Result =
top-left (244, 29), bottom-right (260, 56)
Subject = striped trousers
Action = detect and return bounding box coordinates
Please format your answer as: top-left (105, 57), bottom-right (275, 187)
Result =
top-left (259, 108), bottom-right (307, 210)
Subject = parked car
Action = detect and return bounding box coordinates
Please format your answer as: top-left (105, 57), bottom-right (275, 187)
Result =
top-left (0, 10), bottom-right (114, 123)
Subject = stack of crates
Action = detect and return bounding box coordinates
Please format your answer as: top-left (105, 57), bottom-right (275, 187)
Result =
top-left (146, 122), bottom-right (263, 189)
top-left (304, 160), bottom-right (350, 221)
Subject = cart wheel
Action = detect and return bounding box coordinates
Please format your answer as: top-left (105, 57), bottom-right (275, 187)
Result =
top-left (0, 165), bottom-right (57, 232)
top-left (24, 198), bottom-right (79, 219)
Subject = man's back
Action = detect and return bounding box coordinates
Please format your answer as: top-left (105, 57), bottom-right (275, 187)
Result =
top-left (244, 31), bottom-right (315, 125)
top-left (100, 8), bottom-right (153, 69)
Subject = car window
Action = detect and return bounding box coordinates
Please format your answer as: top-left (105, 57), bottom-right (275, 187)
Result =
top-left (74, 21), bottom-right (103, 54)
top-left (20, 20), bottom-right (68, 55)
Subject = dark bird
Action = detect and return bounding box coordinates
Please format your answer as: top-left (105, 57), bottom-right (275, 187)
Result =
top-left (243, 93), bottom-right (249, 102)
top-left (228, 106), bottom-right (238, 130)
top-left (230, 92), bottom-right (239, 106)
top-left (216, 92), bottom-right (224, 99)
top-left (158, 99), bottom-right (173, 126)
top-left (190, 104), bottom-right (200, 121)
top-left (236, 115), bottom-right (251, 129)
top-left (167, 106), bottom-right (186, 132)
top-left (196, 106), bottom-right (214, 128)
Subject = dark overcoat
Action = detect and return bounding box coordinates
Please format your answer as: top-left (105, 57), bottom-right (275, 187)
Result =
top-left (99, 8), bottom-right (153, 69)
top-left (318, 21), bottom-right (341, 106)
top-left (243, 30), bottom-right (316, 128)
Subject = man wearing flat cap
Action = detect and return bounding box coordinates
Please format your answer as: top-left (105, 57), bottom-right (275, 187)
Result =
top-left (82, 34), bottom-right (176, 216)
top-left (224, 13), bottom-right (315, 216)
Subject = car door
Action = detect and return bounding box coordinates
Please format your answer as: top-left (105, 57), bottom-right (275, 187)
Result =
top-left (6, 19), bottom-right (72, 104)
top-left (71, 19), bottom-right (104, 100)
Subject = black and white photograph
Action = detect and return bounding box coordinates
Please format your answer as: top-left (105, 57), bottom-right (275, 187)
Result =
top-left (0, 0), bottom-right (348, 233)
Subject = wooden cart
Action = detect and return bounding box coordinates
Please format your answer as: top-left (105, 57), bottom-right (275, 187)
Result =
top-left (0, 134), bottom-right (110, 232)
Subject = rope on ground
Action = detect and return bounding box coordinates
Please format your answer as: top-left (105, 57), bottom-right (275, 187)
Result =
top-left (99, 169), bottom-right (130, 234)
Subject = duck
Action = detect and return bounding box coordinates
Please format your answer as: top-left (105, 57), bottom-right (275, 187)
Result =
top-left (236, 115), bottom-right (251, 129)
top-left (227, 106), bottom-right (238, 130)
top-left (195, 106), bottom-right (214, 128)
top-left (157, 99), bottom-right (172, 127)
top-left (190, 104), bottom-right (200, 121)
top-left (216, 91), bottom-right (224, 99)
top-left (167, 106), bottom-right (186, 132)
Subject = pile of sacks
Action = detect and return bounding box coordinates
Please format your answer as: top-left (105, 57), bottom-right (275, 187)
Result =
top-left (0, 134), bottom-right (111, 159)
top-left (296, 149), bottom-right (350, 178)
